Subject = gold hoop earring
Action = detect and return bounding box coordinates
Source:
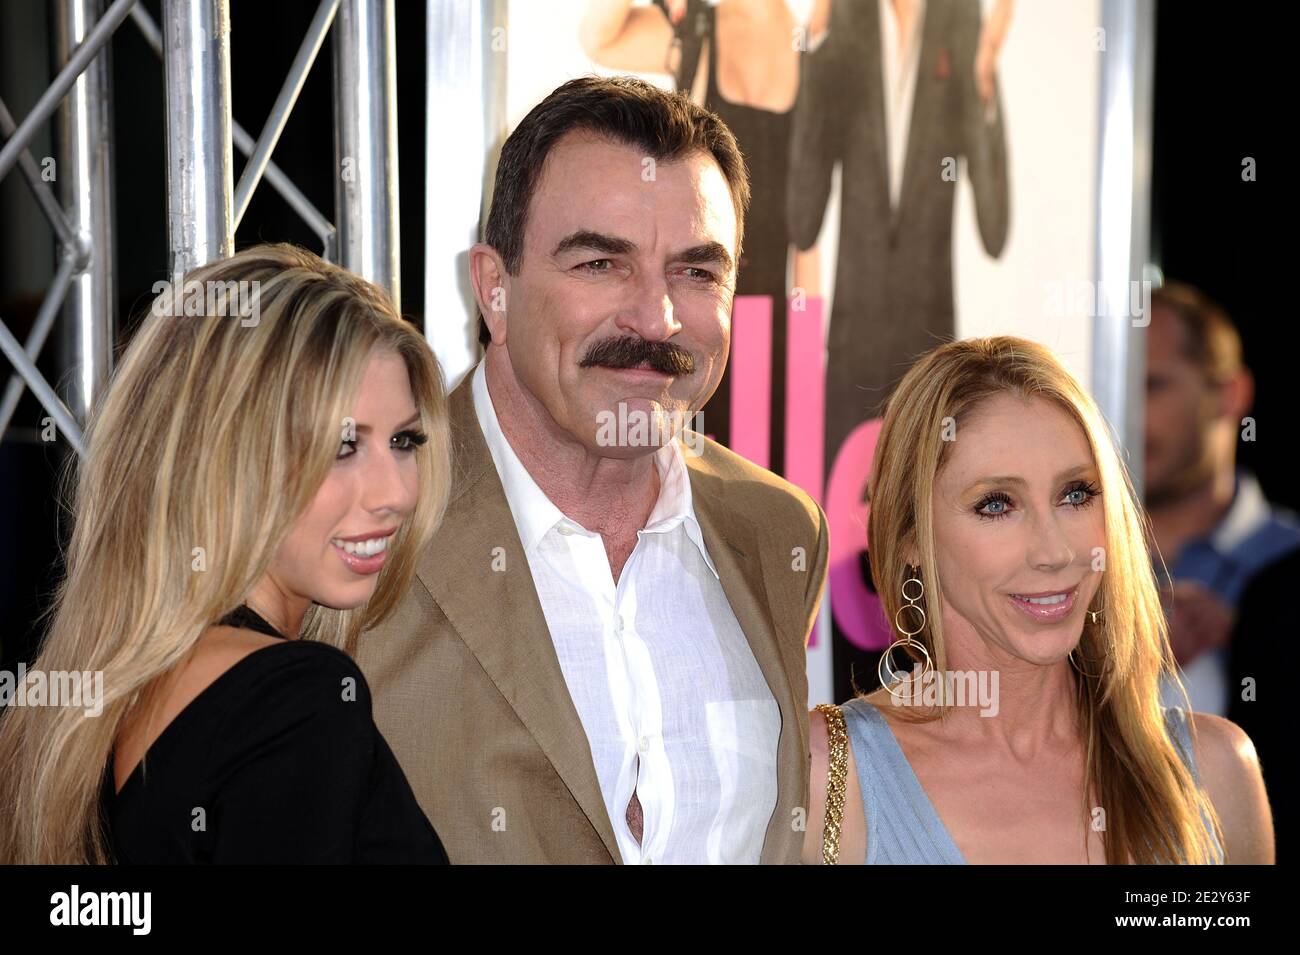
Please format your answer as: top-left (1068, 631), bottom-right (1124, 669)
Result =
top-left (879, 570), bottom-right (934, 698)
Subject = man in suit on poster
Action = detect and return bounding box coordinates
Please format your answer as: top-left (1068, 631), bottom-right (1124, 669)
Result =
top-left (358, 75), bottom-right (829, 864)
top-left (787, 0), bottom-right (1011, 697)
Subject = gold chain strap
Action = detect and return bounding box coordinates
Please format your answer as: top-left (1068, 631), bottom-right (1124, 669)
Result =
top-left (815, 702), bottom-right (848, 865)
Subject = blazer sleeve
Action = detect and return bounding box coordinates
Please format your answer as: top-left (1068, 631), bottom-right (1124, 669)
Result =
top-left (957, 0), bottom-right (1010, 258)
top-left (206, 643), bottom-right (376, 863)
top-left (803, 501), bottom-right (830, 646)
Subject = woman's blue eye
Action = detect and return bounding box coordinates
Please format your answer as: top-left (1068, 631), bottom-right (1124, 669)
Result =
top-left (1063, 482), bottom-right (1102, 508)
top-left (976, 482), bottom-right (1100, 520)
top-left (974, 492), bottom-right (1013, 519)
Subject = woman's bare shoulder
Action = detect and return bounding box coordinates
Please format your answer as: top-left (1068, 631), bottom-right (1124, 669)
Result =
top-left (1188, 711), bottom-right (1275, 864)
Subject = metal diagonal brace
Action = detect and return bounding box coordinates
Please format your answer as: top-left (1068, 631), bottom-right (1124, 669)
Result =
top-left (0, 0), bottom-right (137, 183)
top-left (0, 317), bottom-right (87, 457)
top-left (233, 0), bottom-right (340, 228)
top-left (129, 2), bottom-right (337, 252)
top-left (0, 97), bottom-right (83, 255)
top-left (0, 253), bottom-right (79, 443)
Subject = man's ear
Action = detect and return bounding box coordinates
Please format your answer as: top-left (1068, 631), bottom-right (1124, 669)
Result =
top-left (469, 242), bottom-right (509, 345)
top-left (1221, 367), bottom-right (1255, 425)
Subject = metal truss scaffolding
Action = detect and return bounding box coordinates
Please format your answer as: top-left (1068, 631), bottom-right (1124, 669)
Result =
top-left (0, 0), bottom-right (400, 457)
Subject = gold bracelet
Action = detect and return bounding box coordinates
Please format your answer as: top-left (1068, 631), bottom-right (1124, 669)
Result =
top-left (815, 702), bottom-right (848, 865)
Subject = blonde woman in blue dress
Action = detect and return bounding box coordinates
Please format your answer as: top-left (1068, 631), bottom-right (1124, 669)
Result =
top-left (805, 337), bottom-right (1274, 864)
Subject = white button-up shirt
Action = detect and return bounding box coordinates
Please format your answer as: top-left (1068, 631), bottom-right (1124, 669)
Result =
top-left (472, 361), bottom-right (780, 864)
top-left (880, 0), bottom-right (926, 210)
top-left (802, 1), bottom-right (922, 191)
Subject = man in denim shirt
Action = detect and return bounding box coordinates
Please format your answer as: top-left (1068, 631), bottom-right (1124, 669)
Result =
top-left (1145, 282), bottom-right (1300, 715)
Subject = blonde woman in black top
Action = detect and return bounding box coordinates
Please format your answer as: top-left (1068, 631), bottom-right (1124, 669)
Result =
top-left (0, 244), bottom-right (451, 864)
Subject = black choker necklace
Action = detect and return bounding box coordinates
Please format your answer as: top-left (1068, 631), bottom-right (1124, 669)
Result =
top-left (217, 604), bottom-right (287, 640)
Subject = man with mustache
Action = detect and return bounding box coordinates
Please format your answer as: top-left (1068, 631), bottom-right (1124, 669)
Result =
top-left (357, 75), bottom-right (829, 864)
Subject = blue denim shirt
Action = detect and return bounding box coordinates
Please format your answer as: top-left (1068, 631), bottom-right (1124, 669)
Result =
top-left (1159, 470), bottom-right (1300, 714)
top-left (1166, 470), bottom-right (1300, 605)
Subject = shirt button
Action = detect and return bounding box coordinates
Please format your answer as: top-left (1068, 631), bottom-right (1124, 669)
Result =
top-left (638, 735), bottom-right (650, 753)
top-left (557, 523), bottom-right (574, 536)
top-left (642, 857), bottom-right (653, 865)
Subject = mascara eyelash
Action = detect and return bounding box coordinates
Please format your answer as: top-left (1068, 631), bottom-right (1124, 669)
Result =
top-left (336, 429), bottom-right (428, 460)
top-left (394, 429), bottom-right (428, 451)
top-left (974, 491), bottom-right (1013, 520)
top-left (973, 482), bottom-right (1102, 520)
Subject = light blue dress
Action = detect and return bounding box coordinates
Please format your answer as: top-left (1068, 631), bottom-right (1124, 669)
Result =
top-left (839, 698), bottom-right (1224, 864)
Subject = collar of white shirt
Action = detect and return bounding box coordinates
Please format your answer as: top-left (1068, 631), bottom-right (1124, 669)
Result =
top-left (471, 360), bottom-right (720, 578)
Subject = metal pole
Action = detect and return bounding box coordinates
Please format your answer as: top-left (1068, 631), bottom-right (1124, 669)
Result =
top-left (334, 0), bottom-right (400, 308)
top-left (424, 0), bottom-right (505, 386)
top-left (1092, 0), bottom-right (1155, 495)
top-left (53, 0), bottom-right (118, 423)
top-left (163, 0), bottom-right (234, 277)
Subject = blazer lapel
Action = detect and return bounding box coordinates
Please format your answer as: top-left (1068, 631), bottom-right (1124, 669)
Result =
top-left (893, 0), bottom-right (949, 235)
top-left (417, 373), bottom-right (803, 864)
top-left (417, 373), bottom-right (623, 863)
top-left (861, 0), bottom-right (894, 223)
top-left (684, 442), bottom-right (806, 865)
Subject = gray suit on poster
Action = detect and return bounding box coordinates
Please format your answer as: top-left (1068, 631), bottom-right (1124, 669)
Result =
top-left (787, 0), bottom-right (1009, 473)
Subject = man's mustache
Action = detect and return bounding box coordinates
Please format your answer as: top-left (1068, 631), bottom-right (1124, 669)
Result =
top-left (579, 337), bottom-right (695, 375)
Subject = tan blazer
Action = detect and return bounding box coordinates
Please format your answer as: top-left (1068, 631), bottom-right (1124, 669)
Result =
top-left (356, 364), bottom-right (829, 863)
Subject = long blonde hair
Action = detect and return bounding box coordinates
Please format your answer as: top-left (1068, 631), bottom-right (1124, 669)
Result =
top-left (0, 243), bottom-right (451, 864)
top-left (866, 336), bottom-right (1223, 864)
